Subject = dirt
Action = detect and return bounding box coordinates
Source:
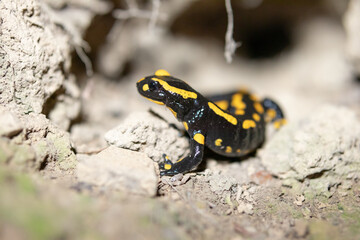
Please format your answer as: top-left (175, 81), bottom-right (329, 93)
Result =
top-left (1, 0), bottom-right (360, 240)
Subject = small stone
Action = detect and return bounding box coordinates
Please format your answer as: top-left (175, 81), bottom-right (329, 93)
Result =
top-left (301, 207), bottom-right (312, 219)
top-left (170, 192), bottom-right (181, 201)
top-left (77, 146), bottom-right (158, 197)
top-left (248, 186), bottom-right (257, 194)
top-left (250, 170), bottom-right (273, 185)
top-left (339, 190), bottom-right (349, 197)
top-left (237, 201), bottom-right (254, 215)
top-left (208, 172), bottom-right (237, 194)
top-left (207, 201), bottom-right (216, 209)
top-left (168, 173), bottom-right (191, 186)
top-left (170, 173), bottom-right (184, 182)
top-left (0, 108), bottom-right (23, 137)
top-left (104, 112), bottom-right (189, 163)
top-left (225, 209), bottom-right (232, 215)
top-left (317, 202), bottom-right (327, 209)
top-left (161, 176), bottom-right (171, 185)
top-left (181, 174), bottom-right (191, 184)
top-left (71, 124), bottom-right (108, 153)
top-left (236, 186), bottom-right (243, 202)
top-left (294, 195), bottom-right (305, 206)
top-left (243, 191), bottom-right (254, 202)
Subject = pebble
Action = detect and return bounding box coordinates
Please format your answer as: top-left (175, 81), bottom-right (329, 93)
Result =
top-left (77, 146), bottom-right (158, 197)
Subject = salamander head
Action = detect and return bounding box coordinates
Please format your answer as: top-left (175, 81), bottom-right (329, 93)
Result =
top-left (136, 69), bottom-right (200, 120)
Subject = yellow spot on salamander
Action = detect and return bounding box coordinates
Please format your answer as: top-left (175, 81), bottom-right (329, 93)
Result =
top-left (214, 100), bottom-right (229, 110)
top-left (235, 109), bottom-right (245, 115)
top-left (168, 107), bottom-right (177, 118)
top-left (183, 122), bottom-right (188, 131)
top-left (142, 84), bottom-right (149, 91)
top-left (273, 121), bottom-right (280, 129)
top-left (152, 78), bottom-right (197, 99)
top-left (238, 88), bottom-right (248, 94)
top-left (231, 93), bottom-right (246, 110)
top-left (194, 133), bottom-right (205, 145)
top-left (254, 102), bottom-right (264, 114)
top-left (226, 146), bottom-right (232, 153)
top-left (265, 109), bottom-right (277, 122)
top-left (243, 119), bottom-right (256, 129)
top-left (253, 113), bottom-right (260, 122)
top-left (236, 149), bottom-right (241, 153)
top-left (273, 119), bottom-right (287, 129)
top-left (215, 138), bottom-right (222, 146)
top-left (137, 77), bottom-right (145, 83)
top-left (164, 163), bottom-right (172, 170)
top-left (208, 102), bottom-right (238, 125)
top-left (145, 97), bottom-right (164, 105)
top-left (155, 69), bottom-right (171, 76)
top-left (176, 157), bottom-right (184, 163)
top-left (250, 94), bottom-right (259, 102)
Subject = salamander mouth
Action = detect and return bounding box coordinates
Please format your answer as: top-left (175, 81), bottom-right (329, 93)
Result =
top-left (137, 84), bottom-right (165, 105)
top-left (140, 92), bottom-right (163, 101)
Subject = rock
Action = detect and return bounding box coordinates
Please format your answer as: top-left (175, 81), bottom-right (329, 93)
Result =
top-left (71, 123), bottom-right (108, 154)
top-left (105, 111), bottom-right (189, 163)
top-left (293, 195), bottom-right (305, 206)
top-left (0, 139), bottom-right (36, 170)
top-left (77, 146), bottom-right (158, 197)
top-left (208, 157), bottom-right (267, 186)
top-left (0, 111), bottom-right (76, 172)
top-left (0, 107), bottom-right (23, 137)
top-left (237, 201), bottom-right (254, 215)
top-left (236, 185), bottom-right (257, 203)
top-left (24, 113), bottom-right (77, 171)
top-left (208, 171), bottom-right (238, 194)
top-left (260, 105), bottom-right (360, 193)
top-left (0, 0), bottom-right (80, 130)
top-left (45, 132), bottom-right (77, 171)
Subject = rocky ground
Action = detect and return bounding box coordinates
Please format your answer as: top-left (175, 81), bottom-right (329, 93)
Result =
top-left (1, 0), bottom-right (360, 239)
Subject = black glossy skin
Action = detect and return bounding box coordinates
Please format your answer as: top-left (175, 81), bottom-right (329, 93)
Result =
top-left (137, 71), bottom-right (285, 176)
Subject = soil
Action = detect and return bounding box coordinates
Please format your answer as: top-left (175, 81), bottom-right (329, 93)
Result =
top-left (1, 0), bottom-right (360, 240)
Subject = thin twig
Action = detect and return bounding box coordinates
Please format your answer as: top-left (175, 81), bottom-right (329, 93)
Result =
top-left (224, 0), bottom-right (241, 63)
top-left (113, 8), bottom-right (154, 19)
top-left (82, 76), bottom-right (95, 100)
top-left (113, 0), bottom-right (165, 33)
top-left (75, 45), bottom-right (93, 77)
top-left (148, 0), bottom-right (161, 33)
top-left (76, 146), bottom-right (108, 155)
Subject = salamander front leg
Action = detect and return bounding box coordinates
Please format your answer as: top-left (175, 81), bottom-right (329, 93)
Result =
top-left (159, 133), bottom-right (205, 176)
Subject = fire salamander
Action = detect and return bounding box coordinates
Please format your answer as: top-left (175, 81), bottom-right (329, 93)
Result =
top-left (137, 69), bottom-right (286, 176)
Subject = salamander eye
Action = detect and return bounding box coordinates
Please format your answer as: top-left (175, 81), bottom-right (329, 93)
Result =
top-left (148, 81), bottom-right (158, 91)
